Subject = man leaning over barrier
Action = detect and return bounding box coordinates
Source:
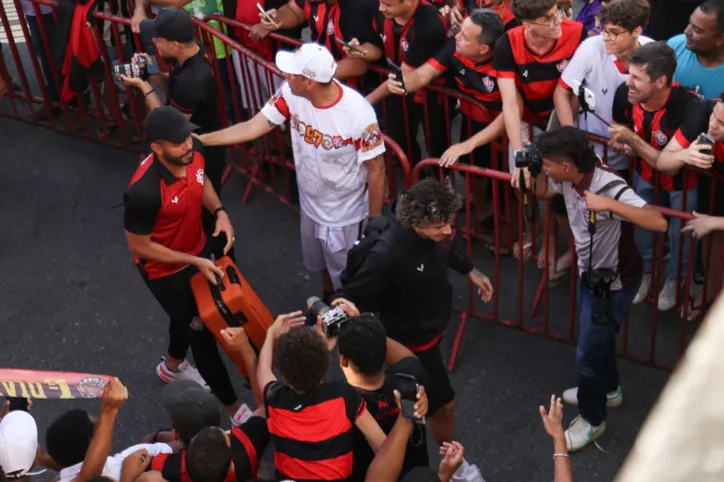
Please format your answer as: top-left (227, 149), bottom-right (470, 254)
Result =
top-left (514, 126), bottom-right (666, 452)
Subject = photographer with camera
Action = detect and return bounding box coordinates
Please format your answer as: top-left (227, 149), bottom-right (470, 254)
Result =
top-left (308, 297), bottom-right (432, 480)
top-left (334, 179), bottom-right (491, 478)
top-left (257, 311), bottom-right (387, 481)
top-left (658, 94), bottom-right (724, 322)
top-left (516, 126), bottom-right (666, 451)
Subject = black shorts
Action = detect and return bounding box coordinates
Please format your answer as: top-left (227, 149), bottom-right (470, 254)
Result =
top-left (459, 115), bottom-right (492, 168)
top-left (414, 343), bottom-right (454, 416)
top-left (698, 175), bottom-right (724, 216)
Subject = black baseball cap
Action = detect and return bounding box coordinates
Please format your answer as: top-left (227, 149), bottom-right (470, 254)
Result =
top-left (161, 380), bottom-right (222, 445)
top-left (144, 106), bottom-right (199, 144)
top-left (140, 8), bottom-right (196, 43)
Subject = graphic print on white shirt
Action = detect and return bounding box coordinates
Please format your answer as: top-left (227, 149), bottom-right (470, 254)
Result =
top-left (261, 81), bottom-right (386, 227)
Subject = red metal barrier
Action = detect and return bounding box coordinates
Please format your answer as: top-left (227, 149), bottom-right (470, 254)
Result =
top-left (411, 158), bottom-right (724, 370)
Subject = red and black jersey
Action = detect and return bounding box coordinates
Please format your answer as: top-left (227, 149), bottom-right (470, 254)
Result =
top-left (674, 99), bottom-right (724, 178)
top-left (294, 0), bottom-right (381, 62)
top-left (264, 380), bottom-right (365, 481)
top-left (612, 83), bottom-right (701, 191)
top-left (123, 139), bottom-right (207, 280)
top-left (427, 37), bottom-right (500, 123)
top-left (149, 417), bottom-right (270, 482)
top-left (478, 0), bottom-right (518, 30)
top-left (493, 19), bottom-right (586, 126)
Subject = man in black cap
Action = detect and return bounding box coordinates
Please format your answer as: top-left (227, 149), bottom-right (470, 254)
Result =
top-left (124, 107), bottom-right (247, 425)
top-left (121, 9), bottom-right (228, 260)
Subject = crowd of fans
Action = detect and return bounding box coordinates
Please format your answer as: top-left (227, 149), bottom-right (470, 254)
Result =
top-left (1, 0), bottom-right (724, 481)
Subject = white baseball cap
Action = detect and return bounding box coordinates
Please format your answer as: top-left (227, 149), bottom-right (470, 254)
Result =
top-left (0, 411), bottom-right (43, 479)
top-left (275, 43), bottom-right (338, 83)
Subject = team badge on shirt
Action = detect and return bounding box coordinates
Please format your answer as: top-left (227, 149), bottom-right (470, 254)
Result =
top-left (327, 20), bottom-right (334, 35)
top-left (556, 60), bottom-right (569, 72)
top-left (400, 38), bottom-right (409, 53)
top-left (653, 130), bottom-right (668, 146)
top-left (360, 123), bottom-right (383, 152)
top-left (482, 76), bottom-right (495, 92)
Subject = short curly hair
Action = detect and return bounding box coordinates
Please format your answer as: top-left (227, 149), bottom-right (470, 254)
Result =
top-left (511, 0), bottom-right (557, 21)
top-left (597, 0), bottom-right (650, 32)
top-left (395, 179), bottom-right (461, 229)
top-left (535, 126), bottom-right (597, 173)
top-left (275, 326), bottom-right (330, 393)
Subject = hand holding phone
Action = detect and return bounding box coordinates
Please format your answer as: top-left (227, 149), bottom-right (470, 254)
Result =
top-left (335, 37), bottom-right (366, 56)
top-left (386, 58), bottom-right (406, 94)
top-left (698, 133), bottom-right (715, 154)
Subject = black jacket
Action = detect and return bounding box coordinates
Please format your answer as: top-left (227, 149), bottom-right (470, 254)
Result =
top-left (336, 210), bottom-right (473, 347)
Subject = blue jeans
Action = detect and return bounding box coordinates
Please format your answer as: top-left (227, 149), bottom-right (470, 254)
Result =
top-left (576, 276), bottom-right (640, 426)
top-left (632, 171), bottom-right (697, 280)
top-left (26, 13), bottom-right (59, 102)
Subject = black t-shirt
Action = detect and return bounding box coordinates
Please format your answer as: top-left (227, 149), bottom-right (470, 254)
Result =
top-left (612, 83), bottom-right (700, 191)
top-left (168, 46), bottom-right (220, 134)
top-left (349, 357), bottom-right (430, 482)
top-left (294, 0), bottom-right (381, 61)
top-left (374, 2), bottom-right (447, 68)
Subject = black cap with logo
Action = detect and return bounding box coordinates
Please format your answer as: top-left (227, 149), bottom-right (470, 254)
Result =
top-left (144, 106), bottom-right (199, 144)
top-left (140, 8), bottom-right (196, 43)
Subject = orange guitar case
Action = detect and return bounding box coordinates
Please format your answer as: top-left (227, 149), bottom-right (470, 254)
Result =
top-left (190, 256), bottom-right (274, 376)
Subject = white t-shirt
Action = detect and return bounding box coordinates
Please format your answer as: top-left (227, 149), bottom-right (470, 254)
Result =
top-left (261, 81), bottom-right (386, 227)
top-left (58, 443), bottom-right (173, 482)
top-left (559, 35), bottom-right (653, 171)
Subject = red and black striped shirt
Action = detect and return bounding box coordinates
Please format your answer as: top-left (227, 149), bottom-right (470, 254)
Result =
top-left (612, 83), bottom-right (700, 191)
top-left (149, 417), bottom-right (270, 482)
top-left (294, 0), bottom-right (381, 62)
top-left (264, 380), bottom-right (366, 482)
top-left (428, 37), bottom-right (500, 123)
top-left (493, 19), bottom-right (586, 126)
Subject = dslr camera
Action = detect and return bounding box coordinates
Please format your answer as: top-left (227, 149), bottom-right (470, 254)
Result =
top-left (395, 373), bottom-right (424, 424)
top-left (581, 268), bottom-right (617, 325)
top-left (514, 143), bottom-right (543, 177)
top-left (112, 56), bottom-right (149, 83)
top-left (306, 296), bottom-right (347, 337)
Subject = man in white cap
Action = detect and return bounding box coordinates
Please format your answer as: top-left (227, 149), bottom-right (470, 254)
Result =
top-left (0, 410), bottom-right (44, 482)
top-left (200, 43), bottom-right (387, 299)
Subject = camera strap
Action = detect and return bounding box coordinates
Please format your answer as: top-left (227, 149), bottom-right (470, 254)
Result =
top-left (586, 179), bottom-right (631, 274)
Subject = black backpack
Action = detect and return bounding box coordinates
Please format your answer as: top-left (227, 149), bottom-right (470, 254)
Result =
top-left (340, 216), bottom-right (396, 284)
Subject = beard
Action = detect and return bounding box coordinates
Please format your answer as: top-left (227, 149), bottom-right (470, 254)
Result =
top-left (164, 149), bottom-right (194, 166)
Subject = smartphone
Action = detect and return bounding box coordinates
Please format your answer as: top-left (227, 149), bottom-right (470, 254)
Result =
top-left (334, 37), bottom-right (365, 56)
top-left (698, 133), bottom-right (715, 154)
top-left (386, 58), bottom-right (406, 94)
top-left (256, 3), bottom-right (277, 25)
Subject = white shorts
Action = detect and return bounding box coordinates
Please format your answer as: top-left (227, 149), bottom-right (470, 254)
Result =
top-left (507, 121), bottom-right (545, 172)
top-left (300, 210), bottom-right (365, 291)
top-left (231, 51), bottom-right (284, 111)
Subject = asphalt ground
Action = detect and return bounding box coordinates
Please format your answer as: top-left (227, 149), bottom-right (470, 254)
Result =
top-left (0, 116), bottom-right (673, 482)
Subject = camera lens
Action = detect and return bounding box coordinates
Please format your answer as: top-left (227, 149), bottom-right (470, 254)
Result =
top-left (306, 296), bottom-right (331, 319)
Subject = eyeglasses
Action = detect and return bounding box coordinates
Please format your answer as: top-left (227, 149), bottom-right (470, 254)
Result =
top-left (600, 27), bottom-right (628, 40)
top-left (524, 9), bottom-right (562, 30)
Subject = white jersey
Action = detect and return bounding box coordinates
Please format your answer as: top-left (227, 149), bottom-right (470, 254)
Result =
top-left (560, 35), bottom-right (653, 171)
top-left (261, 81), bottom-right (386, 227)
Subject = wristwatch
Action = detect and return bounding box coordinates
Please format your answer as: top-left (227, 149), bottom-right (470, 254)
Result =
top-left (214, 206), bottom-right (228, 218)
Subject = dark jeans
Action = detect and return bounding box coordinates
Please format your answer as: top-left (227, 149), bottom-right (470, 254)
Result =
top-left (576, 276), bottom-right (640, 426)
top-left (26, 13), bottom-right (59, 102)
top-left (143, 263), bottom-right (237, 406)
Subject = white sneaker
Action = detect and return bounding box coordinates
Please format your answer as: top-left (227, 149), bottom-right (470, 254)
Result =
top-left (561, 385), bottom-right (623, 407)
top-left (633, 273), bottom-right (652, 304)
top-left (565, 415), bottom-right (606, 452)
top-left (451, 461), bottom-right (486, 482)
top-left (658, 278), bottom-right (678, 311)
top-left (230, 403), bottom-right (253, 427)
top-left (156, 358), bottom-right (210, 391)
